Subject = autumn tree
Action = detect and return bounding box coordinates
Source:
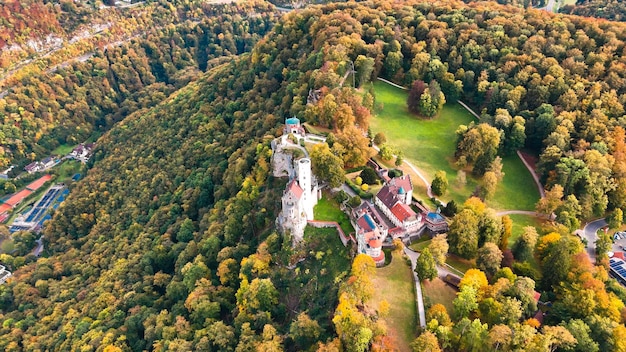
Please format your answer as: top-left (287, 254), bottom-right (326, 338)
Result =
top-left (310, 143), bottom-right (345, 188)
top-left (608, 208), bottom-right (623, 229)
top-left (500, 215), bottom-right (513, 250)
top-left (428, 234), bottom-right (449, 265)
top-left (477, 243), bottom-right (503, 277)
top-left (410, 331), bottom-right (442, 352)
top-left (455, 123), bottom-right (501, 176)
top-left (373, 132), bottom-right (386, 146)
top-left (481, 171), bottom-right (499, 200)
top-left (408, 80), bottom-right (427, 114)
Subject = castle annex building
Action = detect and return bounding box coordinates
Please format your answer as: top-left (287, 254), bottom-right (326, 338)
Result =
top-left (374, 175), bottom-right (422, 234)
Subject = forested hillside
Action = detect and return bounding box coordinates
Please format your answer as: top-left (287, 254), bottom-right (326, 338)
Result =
top-left (560, 0), bottom-right (626, 22)
top-left (2, 0), bottom-right (626, 351)
top-left (0, 1), bottom-right (277, 173)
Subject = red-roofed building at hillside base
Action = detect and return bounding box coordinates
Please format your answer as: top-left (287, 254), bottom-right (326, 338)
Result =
top-left (374, 175), bottom-right (423, 235)
top-left (351, 202), bottom-right (388, 266)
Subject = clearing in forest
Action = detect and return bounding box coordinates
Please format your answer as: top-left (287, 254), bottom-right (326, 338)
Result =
top-left (369, 80), bottom-right (540, 211)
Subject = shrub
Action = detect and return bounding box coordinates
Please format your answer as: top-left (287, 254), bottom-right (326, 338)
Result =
top-left (360, 167), bottom-right (378, 184)
top-left (346, 179), bottom-right (373, 199)
top-left (361, 184), bottom-right (369, 191)
top-left (511, 262), bottom-right (540, 281)
top-left (355, 177), bottom-right (362, 186)
top-left (334, 190), bottom-right (348, 204)
top-left (349, 196), bottom-right (362, 208)
top-left (388, 169), bottom-right (403, 178)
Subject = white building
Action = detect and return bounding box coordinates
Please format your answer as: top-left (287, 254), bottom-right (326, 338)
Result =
top-left (351, 202), bottom-right (388, 266)
top-left (374, 175), bottom-right (422, 235)
top-left (0, 265), bottom-right (12, 285)
top-left (70, 143), bottom-right (95, 163)
top-left (284, 117), bottom-right (306, 136)
top-left (278, 158), bottom-right (319, 242)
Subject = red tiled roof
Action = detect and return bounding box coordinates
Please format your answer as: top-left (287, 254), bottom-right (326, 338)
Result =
top-left (26, 174), bottom-right (52, 191)
top-left (533, 291), bottom-right (541, 302)
top-left (286, 179), bottom-right (303, 199)
top-left (5, 189), bottom-right (33, 206)
top-left (390, 175), bottom-right (412, 193)
top-left (357, 216), bottom-right (374, 232)
top-left (0, 204), bottom-right (10, 213)
top-left (614, 252), bottom-right (625, 260)
top-left (372, 251), bottom-right (385, 263)
top-left (376, 184), bottom-right (397, 209)
top-left (368, 238), bottom-right (382, 248)
top-left (389, 227), bottom-right (404, 235)
top-left (391, 203), bottom-right (416, 222)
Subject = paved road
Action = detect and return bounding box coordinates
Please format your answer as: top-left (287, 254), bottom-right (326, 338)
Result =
top-left (457, 100), bottom-right (480, 120)
top-left (402, 247), bottom-right (427, 328)
top-left (582, 218), bottom-right (607, 263)
top-left (371, 143), bottom-right (442, 204)
top-left (542, 0), bottom-right (558, 12)
top-left (376, 77), bottom-right (406, 90)
top-left (496, 210), bottom-right (540, 216)
top-left (516, 151), bottom-right (545, 198)
top-left (457, 100), bottom-right (546, 200)
top-left (32, 236), bottom-right (44, 257)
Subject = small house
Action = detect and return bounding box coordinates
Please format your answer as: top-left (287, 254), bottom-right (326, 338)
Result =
top-left (24, 162), bottom-right (42, 173)
top-left (284, 117), bottom-right (306, 136)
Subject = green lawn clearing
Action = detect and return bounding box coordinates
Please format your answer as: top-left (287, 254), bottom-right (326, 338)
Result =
top-left (370, 80), bottom-right (540, 211)
top-left (422, 277), bottom-right (457, 316)
top-left (370, 250), bottom-right (417, 351)
top-left (52, 143), bottom-right (76, 156)
top-left (313, 196), bottom-right (354, 235)
top-left (446, 254), bottom-right (474, 275)
top-left (489, 155), bottom-right (541, 211)
top-left (54, 160), bottom-right (83, 182)
top-left (409, 238), bottom-right (431, 252)
top-left (508, 214), bottom-right (544, 248)
top-left (370, 81), bottom-right (477, 204)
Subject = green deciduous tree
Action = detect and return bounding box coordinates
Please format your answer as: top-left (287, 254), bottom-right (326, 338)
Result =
top-left (289, 312), bottom-right (321, 350)
top-left (428, 234), bottom-right (449, 265)
top-left (310, 143), bottom-right (345, 188)
top-left (431, 170), bottom-right (448, 196)
top-left (512, 226), bottom-right (538, 262)
top-left (454, 286), bottom-right (479, 320)
top-left (477, 242), bottom-right (503, 277)
top-left (416, 248), bottom-right (438, 281)
top-left (608, 208), bottom-right (623, 229)
top-left (448, 209), bottom-right (479, 259)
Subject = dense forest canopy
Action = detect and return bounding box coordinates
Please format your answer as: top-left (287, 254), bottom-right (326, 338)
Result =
top-left (560, 0), bottom-right (626, 22)
top-left (0, 0), bottom-right (277, 175)
top-left (1, 0), bottom-right (626, 350)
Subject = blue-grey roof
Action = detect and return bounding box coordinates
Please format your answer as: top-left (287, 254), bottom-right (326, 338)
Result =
top-left (427, 212), bottom-right (444, 221)
top-left (286, 117), bottom-right (300, 125)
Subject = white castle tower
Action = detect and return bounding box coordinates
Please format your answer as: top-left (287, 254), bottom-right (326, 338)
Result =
top-left (297, 158), bottom-right (314, 219)
top-left (278, 157), bottom-right (319, 243)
